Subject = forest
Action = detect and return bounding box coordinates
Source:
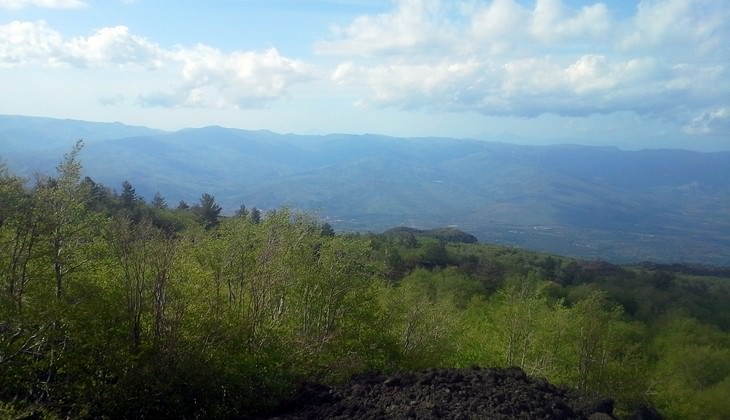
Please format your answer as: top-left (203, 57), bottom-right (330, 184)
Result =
top-left (1, 142), bottom-right (729, 419)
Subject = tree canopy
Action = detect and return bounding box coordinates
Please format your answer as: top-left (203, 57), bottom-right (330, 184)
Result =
top-left (1, 146), bottom-right (728, 419)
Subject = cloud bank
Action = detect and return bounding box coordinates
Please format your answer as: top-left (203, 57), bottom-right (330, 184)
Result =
top-left (0, 20), bottom-right (312, 108)
top-left (140, 46), bottom-right (312, 108)
top-left (0, 0), bottom-right (728, 135)
top-left (321, 0), bottom-right (730, 135)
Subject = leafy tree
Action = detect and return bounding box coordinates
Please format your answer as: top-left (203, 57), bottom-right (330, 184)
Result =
top-left (650, 315), bottom-right (730, 418)
top-left (0, 166), bottom-right (49, 395)
top-left (0, 164), bottom-right (36, 313)
top-left (384, 273), bottom-right (458, 370)
top-left (4, 146), bottom-right (730, 418)
top-left (34, 139), bottom-right (95, 300)
top-left (320, 222), bottom-right (335, 237)
top-left (384, 246), bottom-right (406, 281)
top-left (107, 216), bottom-right (181, 355)
top-left (565, 291), bottom-right (646, 396)
top-left (491, 273), bottom-right (549, 368)
top-left (420, 240), bottom-right (451, 268)
top-left (1, 141), bottom-right (112, 412)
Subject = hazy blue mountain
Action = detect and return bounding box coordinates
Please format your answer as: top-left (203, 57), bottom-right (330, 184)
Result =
top-left (1, 115), bottom-right (729, 265)
top-left (0, 114), bottom-right (164, 174)
top-left (0, 114), bottom-right (163, 150)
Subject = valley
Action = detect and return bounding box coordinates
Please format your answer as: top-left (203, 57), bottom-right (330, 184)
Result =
top-left (3, 115), bottom-right (728, 265)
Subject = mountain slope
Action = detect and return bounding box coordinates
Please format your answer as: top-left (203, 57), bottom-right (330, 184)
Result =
top-left (0, 114), bottom-right (163, 151)
top-left (1, 115), bottom-right (728, 265)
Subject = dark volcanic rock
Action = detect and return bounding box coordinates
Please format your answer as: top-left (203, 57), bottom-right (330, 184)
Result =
top-left (267, 367), bottom-right (616, 420)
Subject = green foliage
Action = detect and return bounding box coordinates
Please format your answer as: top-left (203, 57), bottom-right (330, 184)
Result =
top-left (649, 316), bottom-right (730, 419)
top-left (234, 203), bottom-right (248, 218)
top-left (194, 193), bottom-right (222, 229)
top-left (561, 292), bottom-right (648, 402)
top-left (151, 192), bottom-right (167, 209)
top-left (451, 274), bottom-right (648, 413)
top-left (2, 146), bottom-right (730, 418)
top-left (0, 401), bottom-right (59, 420)
top-left (382, 226), bottom-right (477, 244)
top-left (120, 180), bottom-right (137, 211)
top-left (382, 273), bottom-right (458, 370)
top-left (249, 207), bottom-right (261, 224)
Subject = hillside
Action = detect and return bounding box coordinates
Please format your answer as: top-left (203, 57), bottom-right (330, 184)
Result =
top-left (1, 152), bottom-right (729, 418)
top-left (1, 115), bottom-right (729, 265)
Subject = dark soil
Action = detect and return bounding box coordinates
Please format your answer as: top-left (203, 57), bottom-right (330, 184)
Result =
top-left (266, 366), bottom-right (622, 419)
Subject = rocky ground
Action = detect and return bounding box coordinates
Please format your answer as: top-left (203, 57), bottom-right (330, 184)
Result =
top-left (264, 366), bottom-right (655, 419)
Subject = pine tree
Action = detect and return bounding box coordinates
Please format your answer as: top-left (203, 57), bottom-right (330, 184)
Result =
top-left (195, 193), bottom-right (222, 229)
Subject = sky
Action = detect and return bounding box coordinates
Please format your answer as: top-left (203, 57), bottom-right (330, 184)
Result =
top-left (1, 0), bottom-right (729, 150)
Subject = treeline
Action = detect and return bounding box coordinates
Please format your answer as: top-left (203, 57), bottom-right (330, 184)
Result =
top-left (1, 143), bottom-right (729, 418)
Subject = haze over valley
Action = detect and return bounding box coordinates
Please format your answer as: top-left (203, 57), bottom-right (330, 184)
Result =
top-left (2, 114), bottom-right (729, 265)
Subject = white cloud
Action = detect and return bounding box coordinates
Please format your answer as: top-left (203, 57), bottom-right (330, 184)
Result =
top-left (65, 25), bottom-right (166, 68)
top-left (468, 0), bottom-right (529, 54)
top-left (464, 0), bottom-right (613, 55)
top-left (564, 55), bottom-right (615, 93)
top-left (530, 0), bottom-right (611, 42)
top-left (315, 0), bottom-right (457, 56)
top-left (0, 0), bottom-right (84, 9)
top-left (141, 46), bottom-right (312, 108)
top-left (332, 54), bottom-right (677, 116)
top-left (0, 21), bottom-right (63, 66)
top-left (684, 107), bottom-right (730, 135)
top-left (0, 21), bottom-right (165, 68)
top-left (333, 59), bottom-right (489, 109)
top-left (322, 0), bottom-right (730, 134)
top-left (620, 0), bottom-right (730, 56)
top-left (0, 21), bottom-right (312, 108)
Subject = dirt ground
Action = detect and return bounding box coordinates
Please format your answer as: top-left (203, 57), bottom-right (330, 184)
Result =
top-left (265, 366), bottom-right (635, 419)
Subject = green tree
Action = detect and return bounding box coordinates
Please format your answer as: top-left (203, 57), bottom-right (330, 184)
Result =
top-left (420, 240), bottom-right (451, 268)
top-left (650, 315), bottom-right (730, 419)
top-left (0, 165), bottom-right (48, 388)
top-left (0, 164), bottom-right (37, 313)
top-left (194, 193), bottom-right (222, 229)
top-left (151, 192), bottom-right (167, 209)
top-left (566, 292), bottom-right (644, 394)
top-left (235, 203), bottom-right (248, 218)
top-left (383, 273), bottom-right (457, 370)
top-left (80, 176), bottom-right (114, 213)
top-left (1, 141), bottom-right (113, 412)
top-left (320, 222), bottom-right (335, 237)
top-left (490, 273), bottom-right (550, 368)
top-left (34, 140), bottom-right (95, 300)
top-left (120, 180), bottom-right (137, 211)
top-left (249, 207), bottom-right (261, 224)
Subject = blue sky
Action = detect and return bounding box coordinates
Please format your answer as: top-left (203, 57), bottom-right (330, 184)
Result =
top-left (1, 0), bottom-right (729, 150)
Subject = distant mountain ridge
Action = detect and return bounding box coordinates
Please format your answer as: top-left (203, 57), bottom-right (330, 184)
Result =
top-left (0, 114), bottom-right (163, 151)
top-left (1, 114), bottom-right (729, 265)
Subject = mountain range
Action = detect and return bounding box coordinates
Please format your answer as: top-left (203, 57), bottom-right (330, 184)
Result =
top-left (1, 114), bottom-right (729, 265)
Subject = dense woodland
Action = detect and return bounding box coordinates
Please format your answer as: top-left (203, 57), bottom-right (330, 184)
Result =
top-left (1, 142), bottom-right (729, 419)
